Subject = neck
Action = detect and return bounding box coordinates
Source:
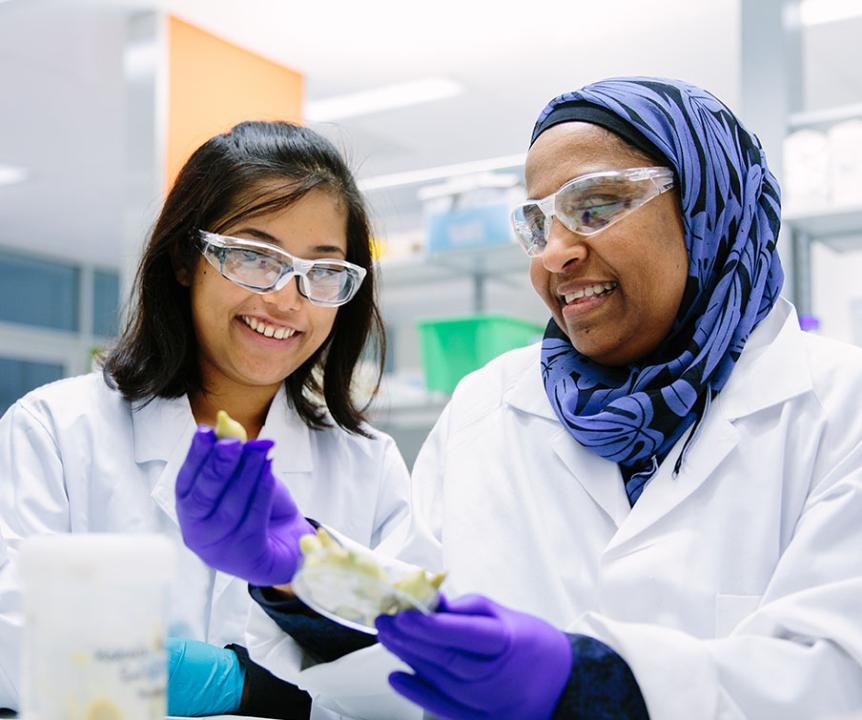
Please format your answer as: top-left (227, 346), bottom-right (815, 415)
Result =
top-left (189, 383), bottom-right (281, 440)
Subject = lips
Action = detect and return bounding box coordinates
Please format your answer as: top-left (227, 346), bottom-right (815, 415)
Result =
top-left (238, 314), bottom-right (301, 341)
top-left (559, 281), bottom-right (619, 306)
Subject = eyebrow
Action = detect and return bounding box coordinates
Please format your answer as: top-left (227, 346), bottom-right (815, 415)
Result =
top-left (234, 227), bottom-right (346, 257)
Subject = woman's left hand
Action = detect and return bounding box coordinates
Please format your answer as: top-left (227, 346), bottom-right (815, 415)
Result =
top-left (375, 594), bottom-right (573, 720)
top-left (175, 427), bottom-right (314, 586)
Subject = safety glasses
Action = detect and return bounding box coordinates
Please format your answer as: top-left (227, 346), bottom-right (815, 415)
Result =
top-left (198, 231), bottom-right (367, 307)
top-left (510, 166), bottom-right (675, 257)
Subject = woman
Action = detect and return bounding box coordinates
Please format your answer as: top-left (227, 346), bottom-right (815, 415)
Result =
top-left (179, 79), bottom-right (862, 719)
top-left (0, 121), bottom-right (410, 718)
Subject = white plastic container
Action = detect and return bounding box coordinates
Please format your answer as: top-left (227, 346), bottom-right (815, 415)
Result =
top-left (19, 534), bottom-right (176, 720)
top-left (827, 119), bottom-right (862, 208)
top-left (782, 128), bottom-right (830, 213)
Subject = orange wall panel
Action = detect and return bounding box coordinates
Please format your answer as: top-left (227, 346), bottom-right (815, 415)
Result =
top-left (166, 15), bottom-right (304, 191)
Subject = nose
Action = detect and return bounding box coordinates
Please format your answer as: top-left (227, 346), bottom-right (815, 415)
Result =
top-left (540, 218), bottom-right (589, 273)
top-left (261, 274), bottom-right (303, 312)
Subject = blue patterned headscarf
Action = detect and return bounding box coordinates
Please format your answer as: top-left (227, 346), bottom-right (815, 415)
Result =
top-left (535, 77), bottom-right (783, 491)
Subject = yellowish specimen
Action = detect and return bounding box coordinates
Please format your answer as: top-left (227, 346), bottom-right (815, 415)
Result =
top-left (393, 569), bottom-right (446, 608)
top-left (84, 698), bottom-right (124, 720)
top-left (300, 527), bottom-right (446, 612)
top-left (214, 410), bottom-right (247, 442)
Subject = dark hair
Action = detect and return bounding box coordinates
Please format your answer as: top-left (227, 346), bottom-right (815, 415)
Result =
top-left (103, 121), bottom-right (384, 436)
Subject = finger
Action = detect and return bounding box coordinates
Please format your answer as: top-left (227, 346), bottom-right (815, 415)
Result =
top-left (388, 671), bottom-right (488, 720)
top-left (176, 427), bottom-right (216, 499)
top-left (377, 609), bottom-right (507, 656)
top-left (244, 438), bottom-right (275, 454)
top-left (215, 443), bottom-right (272, 533)
top-left (439, 593), bottom-right (496, 616)
top-left (377, 625), bottom-right (496, 682)
top-left (196, 439), bottom-right (244, 499)
top-left (181, 440), bottom-right (243, 521)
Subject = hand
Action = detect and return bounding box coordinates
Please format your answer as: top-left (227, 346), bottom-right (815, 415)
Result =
top-left (166, 637), bottom-right (245, 717)
top-left (176, 426), bottom-right (314, 586)
top-left (375, 594), bottom-right (573, 720)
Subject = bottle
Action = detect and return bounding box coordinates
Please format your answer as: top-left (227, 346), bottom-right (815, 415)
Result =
top-left (19, 534), bottom-right (175, 719)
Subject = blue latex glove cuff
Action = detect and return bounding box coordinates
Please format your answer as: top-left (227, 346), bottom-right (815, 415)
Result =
top-left (167, 637), bottom-right (246, 717)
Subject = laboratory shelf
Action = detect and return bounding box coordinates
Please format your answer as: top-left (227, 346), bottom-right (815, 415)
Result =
top-left (787, 102), bottom-right (862, 130)
top-left (375, 242), bottom-right (528, 289)
top-left (367, 393), bottom-right (450, 430)
top-left (783, 206), bottom-right (862, 247)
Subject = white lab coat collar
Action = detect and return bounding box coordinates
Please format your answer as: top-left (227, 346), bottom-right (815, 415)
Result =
top-left (134, 385), bottom-right (314, 526)
top-left (502, 297), bottom-right (813, 537)
top-left (504, 297), bottom-right (810, 427)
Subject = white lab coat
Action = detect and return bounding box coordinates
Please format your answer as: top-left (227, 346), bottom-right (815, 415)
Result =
top-left (0, 373), bottom-right (410, 711)
top-left (247, 298), bottom-right (862, 720)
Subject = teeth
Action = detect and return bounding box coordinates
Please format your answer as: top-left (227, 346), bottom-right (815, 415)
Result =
top-left (241, 316), bottom-right (296, 340)
top-left (564, 282), bottom-right (617, 304)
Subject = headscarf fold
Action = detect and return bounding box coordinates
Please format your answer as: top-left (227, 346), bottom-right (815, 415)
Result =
top-left (536, 77), bottom-right (783, 477)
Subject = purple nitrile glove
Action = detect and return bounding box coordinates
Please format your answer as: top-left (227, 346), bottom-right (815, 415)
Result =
top-left (175, 426), bottom-right (314, 586)
top-left (375, 593), bottom-right (573, 720)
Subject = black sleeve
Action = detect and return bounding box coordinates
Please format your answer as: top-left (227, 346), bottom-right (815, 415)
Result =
top-left (552, 634), bottom-right (650, 719)
top-left (249, 584), bottom-right (377, 663)
top-left (227, 643), bottom-right (311, 720)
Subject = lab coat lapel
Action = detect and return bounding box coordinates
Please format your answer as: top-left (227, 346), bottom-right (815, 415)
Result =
top-left (259, 386), bottom-right (313, 481)
top-left (504, 352), bottom-right (631, 527)
top-left (132, 393), bottom-right (198, 526)
top-left (605, 410), bottom-right (739, 554)
top-left (550, 429), bottom-right (632, 527)
top-left (607, 299), bottom-right (812, 554)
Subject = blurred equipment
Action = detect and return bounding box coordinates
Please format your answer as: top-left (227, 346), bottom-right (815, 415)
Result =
top-left (418, 314), bottom-right (543, 393)
top-left (20, 534), bottom-right (175, 719)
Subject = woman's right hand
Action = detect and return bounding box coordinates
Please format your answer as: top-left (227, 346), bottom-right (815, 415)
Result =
top-left (175, 427), bottom-right (314, 586)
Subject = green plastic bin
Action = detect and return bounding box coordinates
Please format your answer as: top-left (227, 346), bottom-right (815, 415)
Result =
top-left (418, 314), bottom-right (544, 393)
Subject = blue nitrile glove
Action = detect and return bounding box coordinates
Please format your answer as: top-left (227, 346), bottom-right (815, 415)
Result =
top-left (375, 594), bottom-right (573, 720)
top-left (175, 427), bottom-right (314, 586)
top-left (166, 637), bottom-right (245, 717)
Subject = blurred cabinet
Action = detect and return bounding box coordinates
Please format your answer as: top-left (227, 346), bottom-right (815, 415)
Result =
top-left (368, 241), bottom-right (544, 467)
top-left (782, 109), bottom-right (862, 318)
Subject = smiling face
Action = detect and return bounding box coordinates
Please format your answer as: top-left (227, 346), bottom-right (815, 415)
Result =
top-left (526, 122), bottom-right (688, 366)
top-left (181, 186), bottom-right (348, 399)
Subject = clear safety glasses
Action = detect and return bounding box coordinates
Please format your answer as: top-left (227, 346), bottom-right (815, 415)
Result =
top-left (198, 231), bottom-right (367, 307)
top-left (510, 166), bottom-right (675, 257)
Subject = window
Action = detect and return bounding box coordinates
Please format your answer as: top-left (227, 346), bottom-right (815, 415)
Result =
top-left (93, 269), bottom-right (121, 337)
top-left (0, 251), bottom-right (80, 331)
top-left (0, 357), bottom-right (65, 415)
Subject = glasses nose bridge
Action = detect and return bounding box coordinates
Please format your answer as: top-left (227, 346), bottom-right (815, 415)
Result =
top-left (537, 194), bottom-right (556, 225)
top-left (272, 254), bottom-right (314, 290)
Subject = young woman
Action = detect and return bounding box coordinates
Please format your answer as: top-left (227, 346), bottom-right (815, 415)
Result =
top-left (0, 121), bottom-right (410, 718)
top-left (177, 79), bottom-right (862, 719)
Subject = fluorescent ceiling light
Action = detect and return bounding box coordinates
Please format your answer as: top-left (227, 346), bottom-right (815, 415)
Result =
top-left (800, 0), bottom-right (862, 25)
top-left (0, 165), bottom-right (27, 186)
top-left (359, 153), bottom-right (526, 191)
top-left (306, 78), bottom-right (463, 122)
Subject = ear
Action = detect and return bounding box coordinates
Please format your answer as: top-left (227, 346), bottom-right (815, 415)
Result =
top-left (170, 247), bottom-right (193, 287)
top-left (174, 263), bottom-right (191, 287)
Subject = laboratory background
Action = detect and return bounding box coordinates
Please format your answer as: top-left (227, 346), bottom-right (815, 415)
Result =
top-left (1, 0), bottom-right (861, 469)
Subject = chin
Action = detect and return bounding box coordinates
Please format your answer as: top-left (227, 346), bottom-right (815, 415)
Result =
top-left (569, 335), bottom-right (625, 366)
